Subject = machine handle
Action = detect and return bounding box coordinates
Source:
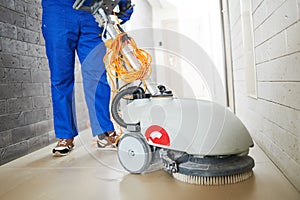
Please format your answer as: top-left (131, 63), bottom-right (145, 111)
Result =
top-left (73, 0), bottom-right (91, 11)
top-left (111, 86), bottom-right (142, 131)
top-left (73, 0), bottom-right (120, 15)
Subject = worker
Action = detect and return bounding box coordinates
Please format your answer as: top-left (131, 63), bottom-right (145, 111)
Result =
top-left (41, 0), bottom-right (133, 156)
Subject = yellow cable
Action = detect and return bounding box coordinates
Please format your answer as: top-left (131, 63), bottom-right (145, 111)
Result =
top-left (103, 31), bottom-right (152, 93)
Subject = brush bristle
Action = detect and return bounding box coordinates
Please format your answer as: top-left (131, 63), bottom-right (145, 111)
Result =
top-left (173, 170), bottom-right (253, 185)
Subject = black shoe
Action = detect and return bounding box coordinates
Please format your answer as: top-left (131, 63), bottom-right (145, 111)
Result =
top-left (52, 138), bottom-right (74, 157)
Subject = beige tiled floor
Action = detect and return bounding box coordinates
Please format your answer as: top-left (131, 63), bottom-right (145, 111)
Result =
top-left (0, 129), bottom-right (299, 200)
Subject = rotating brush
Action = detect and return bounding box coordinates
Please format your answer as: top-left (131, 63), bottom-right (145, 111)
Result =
top-left (172, 155), bottom-right (255, 185)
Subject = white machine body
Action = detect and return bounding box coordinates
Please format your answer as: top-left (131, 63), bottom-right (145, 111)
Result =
top-left (123, 97), bottom-right (253, 156)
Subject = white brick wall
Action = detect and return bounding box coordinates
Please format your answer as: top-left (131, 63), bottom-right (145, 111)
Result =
top-left (254, 0), bottom-right (298, 46)
top-left (256, 52), bottom-right (300, 81)
top-left (286, 22), bottom-right (300, 53)
top-left (252, 0), bottom-right (263, 13)
top-left (258, 82), bottom-right (300, 110)
top-left (298, 0), bottom-right (300, 18)
top-left (228, 0), bottom-right (300, 192)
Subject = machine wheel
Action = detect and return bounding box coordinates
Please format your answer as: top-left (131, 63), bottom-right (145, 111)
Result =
top-left (117, 133), bottom-right (152, 174)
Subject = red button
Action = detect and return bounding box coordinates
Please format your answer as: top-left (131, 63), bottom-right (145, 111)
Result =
top-left (145, 125), bottom-right (170, 146)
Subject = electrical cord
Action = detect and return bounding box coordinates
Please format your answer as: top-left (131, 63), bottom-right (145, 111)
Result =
top-left (103, 29), bottom-right (152, 93)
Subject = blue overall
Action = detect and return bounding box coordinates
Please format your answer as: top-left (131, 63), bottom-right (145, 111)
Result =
top-left (42, 0), bottom-right (132, 139)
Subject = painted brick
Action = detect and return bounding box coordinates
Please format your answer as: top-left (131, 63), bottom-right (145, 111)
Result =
top-left (28, 133), bottom-right (49, 153)
top-left (48, 130), bottom-right (56, 143)
top-left (19, 55), bottom-right (42, 69)
top-left (264, 0), bottom-right (286, 19)
top-left (252, 0), bottom-right (263, 13)
top-left (40, 57), bottom-right (48, 70)
top-left (15, 0), bottom-right (27, 15)
top-left (0, 100), bottom-right (6, 115)
top-left (25, 15), bottom-right (40, 32)
top-left (286, 21), bottom-right (300, 53)
top-left (33, 96), bottom-right (51, 109)
top-left (1, 38), bottom-right (28, 55)
top-left (24, 109), bottom-right (47, 125)
top-left (253, 0), bottom-right (285, 29)
top-left (8, 97), bottom-right (33, 113)
top-left (0, 83), bottom-right (23, 99)
top-left (0, 6), bottom-right (25, 28)
top-left (26, 3), bottom-right (41, 20)
top-left (39, 31), bottom-right (45, 46)
top-left (34, 119), bottom-right (53, 136)
top-left (17, 27), bottom-right (40, 44)
top-left (0, 68), bottom-right (4, 83)
top-left (0, 53), bottom-right (20, 68)
top-left (0, 112), bottom-right (25, 132)
top-left (254, 0), bottom-right (298, 46)
top-left (248, 98), bottom-right (300, 138)
top-left (0, 130), bottom-right (12, 148)
top-left (257, 52), bottom-right (300, 81)
top-left (255, 30), bottom-right (286, 63)
top-left (46, 107), bottom-right (53, 120)
top-left (231, 0), bottom-right (300, 192)
top-left (256, 131), bottom-right (300, 191)
top-left (11, 124), bottom-right (35, 143)
top-left (0, 0), bottom-right (15, 10)
top-left (252, 0), bottom-right (268, 29)
top-left (0, 22), bottom-right (17, 39)
top-left (262, 119), bottom-right (299, 162)
top-left (26, 0), bottom-right (40, 5)
top-left (0, 0), bottom-right (89, 165)
top-left (254, 41), bottom-right (266, 64)
top-left (27, 43), bottom-right (45, 57)
top-left (0, 38), bottom-right (2, 52)
top-left (4, 68), bottom-right (31, 83)
top-left (258, 82), bottom-right (300, 110)
top-left (31, 69), bottom-right (49, 83)
top-left (15, 0), bottom-right (42, 19)
top-left (0, 141), bottom-right (28, 165)
top-left (22, 83), bottom-right (43, 97)
top-left (298, 0), bottom-right (300, 19)
top-left (43, 82), bottom-right (51, 96)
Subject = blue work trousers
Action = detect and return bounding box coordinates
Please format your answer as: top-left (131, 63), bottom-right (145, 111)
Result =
top-left (42, 0), bottom-right (114, 139)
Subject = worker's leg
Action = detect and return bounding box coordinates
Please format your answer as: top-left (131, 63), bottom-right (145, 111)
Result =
top-left (77, 11), bottom-right (115, 137)
top-left (42, 3), bottom-right (79, 139)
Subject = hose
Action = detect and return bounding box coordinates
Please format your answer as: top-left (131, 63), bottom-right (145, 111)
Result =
top-left (111, 86), bottom-right (140, 129)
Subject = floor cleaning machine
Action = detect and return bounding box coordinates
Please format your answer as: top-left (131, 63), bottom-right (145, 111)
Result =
top-left (73, 0), bottom-right (255, 185)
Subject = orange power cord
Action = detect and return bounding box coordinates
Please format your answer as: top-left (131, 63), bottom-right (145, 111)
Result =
top-left (103, 31), bottom-right (152, 93)
top-left (103, 23), bottom-right (153, 144)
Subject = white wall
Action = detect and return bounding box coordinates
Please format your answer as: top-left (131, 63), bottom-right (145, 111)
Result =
top-left (123, 0), bottom-right (157, 84)
top-left (228, 0), bottom-right (300, 192)
top-left (150, 0), bottom-right (226, 104)
top-left (125, 0), bottom-right (153, 30)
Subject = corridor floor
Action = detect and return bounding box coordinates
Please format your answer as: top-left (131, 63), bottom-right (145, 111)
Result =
top-left (0, 129), bottom-right (299, 200)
